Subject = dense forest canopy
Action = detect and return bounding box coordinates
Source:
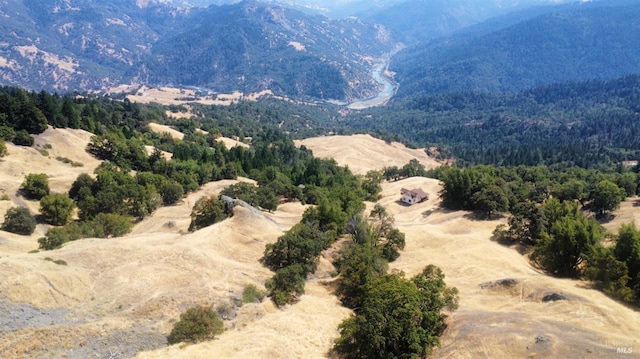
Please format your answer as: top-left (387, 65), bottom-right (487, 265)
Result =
top-left (391, 2), bottom-right (640, 96)
top-left (346, 75), bottom-right (640, 168)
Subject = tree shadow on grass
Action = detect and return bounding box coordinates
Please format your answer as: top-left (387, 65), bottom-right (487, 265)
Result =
top-left (595, 212), bottom-right (616, 224)
top-left (462, 211), bottom-right (506, 222)
top-left (575, 281), bottom-right (640, 312)
top-left (420, 205), bottom-right (458, 217)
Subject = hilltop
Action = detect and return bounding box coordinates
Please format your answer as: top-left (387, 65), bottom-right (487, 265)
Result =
top-left (294, 134), bottom-right (440, 175)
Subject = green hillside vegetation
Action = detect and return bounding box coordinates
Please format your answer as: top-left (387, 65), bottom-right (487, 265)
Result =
top-left (3, 78), bottom-right (640, 353)
top-left (366, 0), bottom-right (520, 42)
top-left (0, 84), bottom-right (458, 355)
top-left (0, 0), bottom-right (174, 91)
top-left (431, 164), bottom-right (640, 305)
top-left (391, 2), bottom-right (640, 96)
top-left (1, 1), bottom-right (394, 99)
top-left (138, 2), bottom-right (394, 100)
top-left (347, 75), bottom-right (640, 168)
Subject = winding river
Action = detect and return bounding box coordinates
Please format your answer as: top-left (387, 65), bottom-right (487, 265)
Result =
top-left (346, 54), bottom-right (397, 109)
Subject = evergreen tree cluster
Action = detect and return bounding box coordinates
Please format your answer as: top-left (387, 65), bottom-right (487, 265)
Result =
top-left (262, 159), bottom-right (375, 306)
top-left (0, 87), bottom-right (380, 257)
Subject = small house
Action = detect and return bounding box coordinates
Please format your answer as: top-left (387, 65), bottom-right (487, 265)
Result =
top-left (400, 188), bottom-right (429, 205)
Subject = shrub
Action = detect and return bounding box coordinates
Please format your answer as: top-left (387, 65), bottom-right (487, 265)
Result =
top-left (38, 225), bottom-right (82, 250)
top-left (21, 173), bottom-right (50, 200)
top-left (242, 284), bottom-right (266, 304)
top-left (56, 156), bottom-right (84, 167)
top-left (531, 214), bottom-right (603, 278)
top-left (0, 140), bottom-right (7, 157)
top-left (159, 180), bottom-right (184, 205)
top-left (0, 125), bottom-right (15, 141)
top-left (263, 222), bottom-right (327, 273)
top-left (44, 257), bottom-right (67, 266)
top-left (167, 305), bottom-right (224, 344)
top-left (0, 194), bottom-right (9, 201)
top-left (38, 213), bottom-right (133, 250)
top-left (333, 266), bottom-right (458, 359)
top-left (90, 213), bottom-right (133, 238)
top-left (1, 207), bottom-right (36, 235)
top-left (12, 130), bottom-right (34, 146)
top-left (265, 264), bottom-right (307, 307)
top-left (221, 182), bottom-right (279, 212)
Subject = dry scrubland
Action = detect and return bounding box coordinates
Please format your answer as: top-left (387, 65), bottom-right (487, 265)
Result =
top-left (0, 130), bottom-right (639, 358)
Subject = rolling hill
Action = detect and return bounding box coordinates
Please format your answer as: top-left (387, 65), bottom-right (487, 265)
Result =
top-left (3, 128), bottom-right (639, 358)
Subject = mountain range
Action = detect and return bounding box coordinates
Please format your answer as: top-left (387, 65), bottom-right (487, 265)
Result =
top-left (391, 0), bottom-right (640, 96)
top-left (2, 0), bottom-right (640, 102)
top-left (0, 0), bottom-right (397, 100)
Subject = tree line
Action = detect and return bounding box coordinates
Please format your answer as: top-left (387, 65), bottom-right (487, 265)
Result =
top-left (433, 164), bottom-right (640, 305)
top-left (346, 75), bottom-right (640, 169)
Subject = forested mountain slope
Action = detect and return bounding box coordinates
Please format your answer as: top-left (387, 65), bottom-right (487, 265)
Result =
top-left (133, 1), bottom-right (397, 100)
top-left (366, 0), bottom-right (549, 42)
top-left (347, 75), bottom-right (640, 168)
top-left (0, 0), bottom-right (186, 91)
top-left (0, 0), bottom-right (397, 100)
top-left (391, 1), bottom-right (640, 96)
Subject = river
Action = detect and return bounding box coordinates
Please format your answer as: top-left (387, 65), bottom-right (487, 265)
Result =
top-left (346, 54), bottom-right (397, 109)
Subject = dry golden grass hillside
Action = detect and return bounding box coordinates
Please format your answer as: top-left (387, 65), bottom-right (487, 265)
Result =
top-left (1, 130), bottom-right (639, 359)
top-left (147, 122), bottom-right (249, 149)
top-left (375, 177), bottom-right (640, 358)
top-left (119, 85), bottom-right (272, 107)
top-left (295, 134), bottom-right (440, 175)
top-left (0, 127), bottom-right (102, 253)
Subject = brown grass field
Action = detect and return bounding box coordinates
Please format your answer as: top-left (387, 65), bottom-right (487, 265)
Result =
top-left (1, 129), bottom-right (639, 358)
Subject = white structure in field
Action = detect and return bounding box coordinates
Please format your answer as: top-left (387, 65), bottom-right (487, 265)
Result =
top-left (400, 188), bottom-right (429, 205)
